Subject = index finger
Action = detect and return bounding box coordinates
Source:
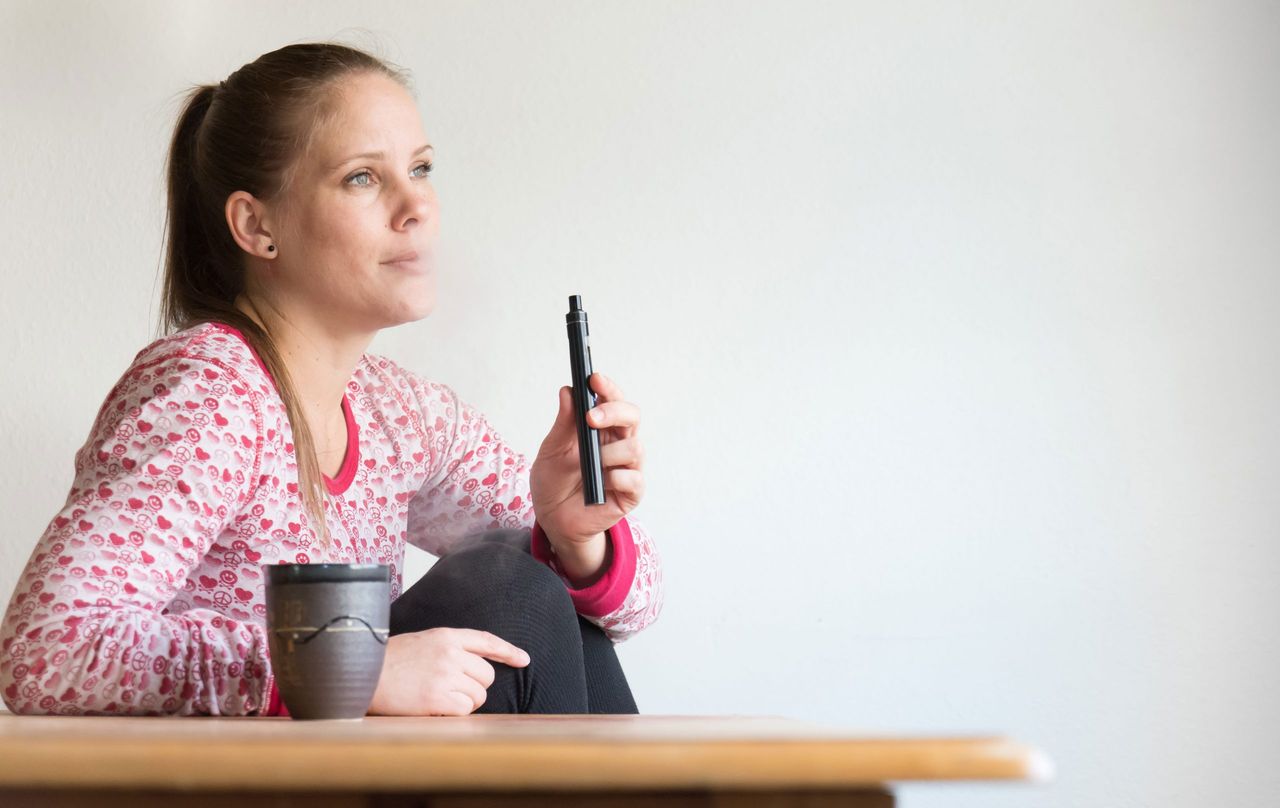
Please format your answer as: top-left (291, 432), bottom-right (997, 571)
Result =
top-left (461, 628), bottom-right (530, 667)
top-left (590, 372), bottom-right (623, 403)
top-left (588, 373), bottom-right (638, 439)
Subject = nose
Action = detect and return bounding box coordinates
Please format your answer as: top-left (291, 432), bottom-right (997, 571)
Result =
top-left (390, 176), bottom-right (434, 231)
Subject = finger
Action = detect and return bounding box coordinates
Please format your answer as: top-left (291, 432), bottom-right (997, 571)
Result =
top-left (605, 467), bottom-right (645, 498)
top-left (452, 676), bottom-right (487, 713)
top-left (462, 672), bottom-right (488, 707)
top-left (459, 652), bottom-right (498, 689)
top-left (448, 690), bottom-right (476, 716)
top-left (590, 372), bottom-right (622, 402)
top-left (586, 399), bottom-right (641, 437)
top-left (461, 628), bottom-right (530, 667)
top-left (600, 436), bottom-right (644, 470)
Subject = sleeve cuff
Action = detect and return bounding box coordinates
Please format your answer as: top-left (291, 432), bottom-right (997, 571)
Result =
top-left (530, 517), bottom-right (638, 618)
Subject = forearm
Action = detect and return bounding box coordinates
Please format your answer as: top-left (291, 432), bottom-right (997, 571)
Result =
top-left (549, 530), bottom-right (611, 588)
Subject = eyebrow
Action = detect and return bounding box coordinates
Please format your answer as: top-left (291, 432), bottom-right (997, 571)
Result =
top-left (330, 144), bottom-right (434, 169)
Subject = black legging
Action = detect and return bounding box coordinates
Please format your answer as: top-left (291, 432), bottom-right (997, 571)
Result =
top-left (388, 527), bottom-right (638, 714)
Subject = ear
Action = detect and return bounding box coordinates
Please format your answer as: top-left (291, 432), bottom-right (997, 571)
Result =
top-left (225, 190), bottom-right (277, 260)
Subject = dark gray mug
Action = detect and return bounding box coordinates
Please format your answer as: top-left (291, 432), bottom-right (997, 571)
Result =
top-left (263, 563), bottom-right (391, 720)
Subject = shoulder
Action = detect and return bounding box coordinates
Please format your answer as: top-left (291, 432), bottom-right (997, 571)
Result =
top-left (124, 322), bottom-right (275, 398)
top-left (74, 323), bottom-right (273, 502)
top-left (89, 322), bottom-right (278, 444)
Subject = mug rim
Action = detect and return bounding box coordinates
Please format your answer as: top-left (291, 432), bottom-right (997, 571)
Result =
top-left (264, 562), bottom-right (390, 585)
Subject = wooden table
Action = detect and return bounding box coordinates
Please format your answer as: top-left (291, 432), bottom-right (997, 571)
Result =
top-left (0, 713), bottom-right (1053, 807)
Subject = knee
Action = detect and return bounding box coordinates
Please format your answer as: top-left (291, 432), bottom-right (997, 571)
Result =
top-left (441, 535), bottom-right (572, 608)
top-left (392, 535), bottom-right (580, 644)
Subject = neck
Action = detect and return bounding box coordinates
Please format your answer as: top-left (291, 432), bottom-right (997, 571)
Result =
top-left (232, 293), bottom-right (373, 433)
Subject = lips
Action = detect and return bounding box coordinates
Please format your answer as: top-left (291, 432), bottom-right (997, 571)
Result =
top-left (382, 250), bottom-right (419, 264)
top-left (381, 250), bottom-right (431, 275)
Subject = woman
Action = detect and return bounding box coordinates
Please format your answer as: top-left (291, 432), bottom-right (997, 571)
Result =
top-left (0, 42), bottom-right (663, 717)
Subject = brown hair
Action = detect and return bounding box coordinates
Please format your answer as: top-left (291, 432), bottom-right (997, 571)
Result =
top-left (159, 42), bottom-right (412, 549)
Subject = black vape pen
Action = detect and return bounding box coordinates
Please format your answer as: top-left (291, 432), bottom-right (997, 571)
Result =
top-left (566, 294), bottom-right (606, 505)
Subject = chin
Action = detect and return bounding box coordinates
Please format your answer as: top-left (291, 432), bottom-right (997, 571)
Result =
top-left (384, 296), bottom-right (436, 327)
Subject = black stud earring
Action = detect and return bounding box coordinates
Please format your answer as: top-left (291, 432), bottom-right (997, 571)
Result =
top-left (267, 245), bottom-right (275, 252)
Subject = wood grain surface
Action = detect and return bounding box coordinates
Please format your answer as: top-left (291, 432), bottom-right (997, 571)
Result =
top-left (0, 713), bottom-right (1053, 792)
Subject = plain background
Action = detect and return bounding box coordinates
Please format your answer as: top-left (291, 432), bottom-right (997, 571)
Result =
top-left (2, 1), bottom-right (1277, 805)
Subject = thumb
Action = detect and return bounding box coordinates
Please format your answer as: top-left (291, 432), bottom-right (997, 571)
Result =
top-left (554, 385), bottom-right (577, 435)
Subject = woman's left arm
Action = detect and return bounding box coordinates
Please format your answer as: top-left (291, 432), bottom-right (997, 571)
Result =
top-left (399, 371), bottom-right (664, 644)
top-left (527, 373), bottom-right (664, 643)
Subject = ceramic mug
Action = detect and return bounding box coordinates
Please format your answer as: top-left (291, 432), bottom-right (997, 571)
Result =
top-left (264, 563), bottom-right (391, 720)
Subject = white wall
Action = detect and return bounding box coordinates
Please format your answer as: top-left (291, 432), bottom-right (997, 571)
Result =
top-left (2, 2), bottom-right (1277, 805)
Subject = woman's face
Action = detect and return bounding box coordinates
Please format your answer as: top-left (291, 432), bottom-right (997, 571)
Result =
top-left (259, 71), bottom-right (440, 334)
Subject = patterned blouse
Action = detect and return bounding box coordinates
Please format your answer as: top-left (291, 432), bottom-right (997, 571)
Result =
top-left (0, 322), bottom-right (663, 716)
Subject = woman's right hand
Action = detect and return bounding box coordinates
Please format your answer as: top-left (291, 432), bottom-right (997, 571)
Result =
top-left (366, 627), bottom-right (531, 716)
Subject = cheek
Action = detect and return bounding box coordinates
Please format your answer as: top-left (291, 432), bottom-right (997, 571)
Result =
top-left (310, 209), bottom-right (384, 275)
top-left (280, 208), bottom-right (336, 272)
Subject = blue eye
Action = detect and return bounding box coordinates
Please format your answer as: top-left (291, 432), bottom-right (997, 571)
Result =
top-left (345, 161), bottom-right (433, 187)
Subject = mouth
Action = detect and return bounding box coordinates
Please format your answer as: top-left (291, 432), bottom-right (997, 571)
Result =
top-left (381, 251), bottom-right (429, 273)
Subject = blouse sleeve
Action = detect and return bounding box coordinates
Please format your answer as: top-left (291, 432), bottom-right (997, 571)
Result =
top-left (402, 377), bottom-right (664, 644)
top-left (0, 352), bottom-right (274, 715)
